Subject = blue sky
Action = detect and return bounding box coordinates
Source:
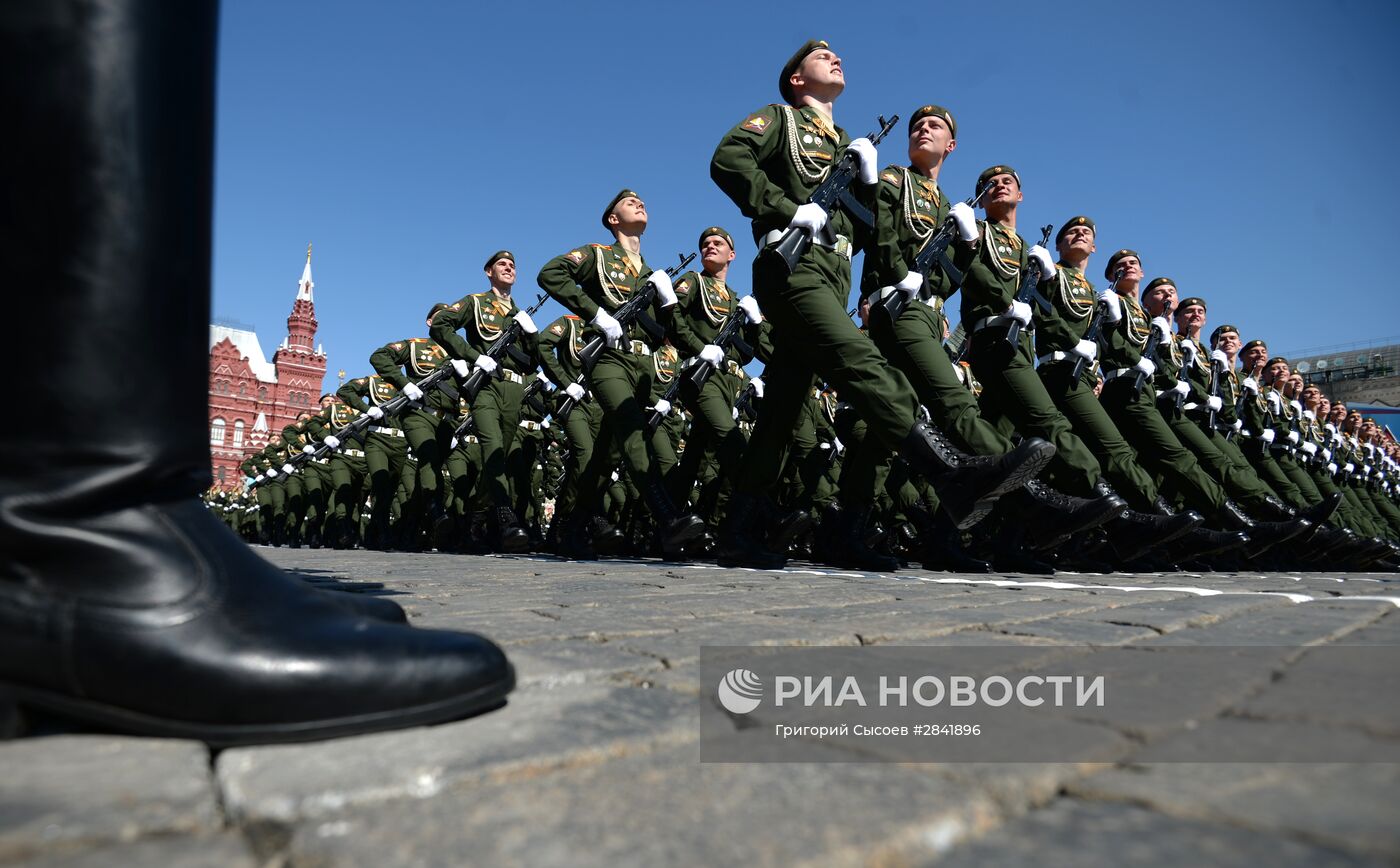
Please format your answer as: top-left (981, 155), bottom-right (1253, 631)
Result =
top-left (213, 0), bottom-right (1400, 390)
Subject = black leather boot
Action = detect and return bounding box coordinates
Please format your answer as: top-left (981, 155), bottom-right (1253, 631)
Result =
top-left (1104, 507), bottom-right (1203, 564)
top-left (491, 507), bottom-right (531, 554)
top-left (554, 511), bottom-right (598, 560)
top-left (899, 425), bottom-right (1056, 530)
top-left (715, 492), bottom-right (787, 569)
top-left (908, 503), bottom-right (992, 573)
top-left (0, 1), bottom-right (512, 746)
top-left (1015, 480), bottom-right (1127, 551)
top-left (588, 514), bottom-right (627, 556)
top-left (823, 503), bottom-right (900, 572)
top-left (1215, 501), bottom-right (1311, 557)
top-left (641, 470), bottom-right (706, 557)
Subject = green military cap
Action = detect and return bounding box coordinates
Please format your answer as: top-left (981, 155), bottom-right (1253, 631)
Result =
top-left (779, 39), bottom-right (830, 104)
top-left (909, 104), bottom-right (956, 139)
top-left (483, 249), bottom-right (514, 271)
top-left (976, 164), bottom-right (1020, 197)
top-left (1210, 324), bottom-right (1239, 344)
top-left (601, 188), bottom-right (640, 229)
top-left (1142, 278), bottom-right (1176, 300)
top-left (1176, 296), bottom-right (1206, 311)
top-left (1055, 216), bottom-right (1095, 244)
top-left (1242, 339), bottom-right (1267, 353)
top-left (698, 226), bottom-right (734, 250)
top-left (1103, 249), bottom-right (1140, 280)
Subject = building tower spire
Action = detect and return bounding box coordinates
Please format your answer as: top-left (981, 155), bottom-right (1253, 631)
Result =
top-left (285, 242), bottom-right (318, 350)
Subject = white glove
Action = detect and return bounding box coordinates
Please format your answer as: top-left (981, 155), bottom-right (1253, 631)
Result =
top-left (894, 270), bottom-right (923, 296)
top-left (1069, 339), bottom-right (1097, 362)
top-left (1028, 245), bottom-right (1056, 279)
top-left (1004, 300), bottom-right (1032, 327)
top-left (266, 468), bottom-right (278, 478)
top-left (652, 399), bottom-right (672, 417)
top-left (1206, 396), bottom-right (1223, 412)
top-left (1363, 463), bottom-right (1372, 474)
top-left (366, 406), bottom-right (385, 420)
top-left (1150, 317), bottom-right (1172, 345)
top-left (541, 419), bottom-right (550, 429)
top-left (473, 354), bottom-right (498, 375)
top-left (1289, 400), bottom-right (1303, 416)
top-left (281, 463), bottom-right (295, 475)
top-left (1322, 448), bottom-right (1332, 462)
top-left (832, 437), bottom-right (846, 454)
top-left (1287, 430), bottom-right (1300, 445)
top-left (647, 269), bottom-right (677, 307)
top-left (738, 295), bottom-right (762, 324)
top-left (302, 444), bottom-right (316, 455)
top-left (1302, 441), bottom-right (1318, 456)
top-left (451, 358), bottom-right (471, 377)
top-left (402, 382), bottom-right (425, 402)
top-left (449, 436), bottom-right (459, 449)
top-left (1327, 462), bottom-right (1338, 475)
top-left (1232, 419), bottom-right (1243, 433)
top-left (1097, 290), bottom-right (1123, 323)
top-left (1267, 392), bottom-right (1282, 412)
top-left (1163, 380), bottom-right (1189, 400)
top-left (1241, 376), bottom-right (1259, 394)
top-left (949, 202), bottom-right (978, 242)
top-left (751, 377), bottom-right (765, 398)
top-left (699, 344), bottom-right (725, 369)
top-left (565, 383), bottom-right (586, 401)
top-left (1212, 349), bottom-right (1230, 367)
top-left (789, 202), bottom-right (829, 235)
top-left (591, 308), bottom-right (623, 347)
top-left (1344, 462), bottom-right (1355, 474)
top-left (1180, 339), bottom-right (1199, 363)
top-left (254, 474), bottom-right (265, 483)
top-left (1261, 428), bottom-right (1275, 444)
top-left (733, 407), bottom-right (741, 420)
top-left (512, 310), bottom-right (537, 334)
top-left (846, 137), bottom-right (878, 185)
top-left (1134, 357), bottom-right (1156, 378)
top-left (323, 435), bottom-right (341, 450)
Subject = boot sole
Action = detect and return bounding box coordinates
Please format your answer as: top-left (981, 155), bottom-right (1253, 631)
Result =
top-left (1, 665), bottom-right (515, 748)
top-left (955, 442), bottom-right (1058, 531)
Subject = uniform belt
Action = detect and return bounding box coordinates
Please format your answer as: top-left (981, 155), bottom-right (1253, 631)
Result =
top-left (973, 314), bottom-right (1015, 332)
top-left (370, 426), bottom-right (405, 437)
top-left (877, 287), bottom-right (945, 314)
top-left (629, 340), bottom-right (652, 356)
top-left (1035, 351), bottom-right (1073, 365)
top-left (500, 369), bottom-right (525, 384)
top-left (760, 228), bottom-right (852, 260)
top-left (312, 457), bottom-right (331, 465)
top-left (519, 420), bottom-right (542, 431)
top-left (342, 448), bottom-right (366, 458)
top-left (455, 434), bottom-right (479, 445)
top-left (1103, 368), bottom-right (1137, 382)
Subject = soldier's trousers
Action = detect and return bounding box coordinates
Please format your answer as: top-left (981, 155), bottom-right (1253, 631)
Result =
top-left (1243, 441), bottom-right (1308, 509)
top-left (674, 370), bottom-right (745, 512)
top-left (328, 448), bottom-right (366, 522)
top-left (365, 428), bottom-right (408, 531)
top-left (473, 379), bottom-right (524, 509)
top-left (874, 301), bottom-right (1012, 457)
top-left (586, 349), bottom-right (658, 491)
top-left (1038, 360), bottom-right (1159, 510)
top-left (557, 398), bottom-right (602, 518)
top-left (1163, 408), bottom-right (1276, 512)
top-left (1100, 379), bottom-right (1227, 518)
top-left (967, 328), bottom-right (1101, 496)
top-left (401, 409), bottom-right (450, 513)
top-left (508, 425), bottom-right (544, 525)
top-left (445, 435), bottom-right (483, 520)
top-left (740, 248), bottom-right (918, 499)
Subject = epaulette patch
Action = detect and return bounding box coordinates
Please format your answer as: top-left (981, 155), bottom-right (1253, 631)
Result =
top-left (450, 302), bottom-right (462, 310)
top-left (566, 250), bottom-right (584, 263)
top-left (590, 243), bottom-right (611, 250)
top-left (880, 170), bottom-right (900, 186)
top-left (353, 377), bottom-right (366, 384)
top-left (550, 324), bottom-right (565, 335)
top-left (675, 278), bottom-right (692, 295)
top-left (409, 337), bottom-right (427, 344)
top-left (565, 314), bottom-right (581, 320)
top-left (390, 342), bottom-right (404, 350)
top-left (741, 114), bottom-right (771, 134)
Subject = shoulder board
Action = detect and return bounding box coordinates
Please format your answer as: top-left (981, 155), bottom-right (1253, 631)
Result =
top-left (390, 342), bottom-right (405, 350)
top-left (549, 323), bottom-right (565, 335)
top-left (352, 377), bottom-right (366, 385)
top-left (409, 337), bottom-right (429, 344)
top-left (449, 301), bottom-right (462, 310)
top-left (589, 243), bottom-right (611, 250)
top-left (565, 314), bottom-right (581, 320)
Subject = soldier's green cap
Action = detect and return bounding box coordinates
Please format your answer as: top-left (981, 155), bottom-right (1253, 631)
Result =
top-left (976, 165), bottom-right (1020, 198)
top-left (1055, 216), bottom-right (1095, 244)
top-left (1176, 296), bottom-right (1206, 312)
top-left (483, 250), bottom-right (514, 270)
top-left (698, 226), bottom-right (734, 250)
top-left (1210, 324), bottom-right (1239, 344)
top-left (1242, 339), bottom-right (1267, 352)
top-left (780, 39), bottom-right (830, 104)
top-left (1104, 249), bottom-right (1140, 280)
top-left (1266, 356), bottom-right (1290, 368)
top-left (1142, 278), bottom-right (1176, 300)
top-left (601, 188), bottom-right (640, 229)
top-left (909, 104), bottom-right (956, 139)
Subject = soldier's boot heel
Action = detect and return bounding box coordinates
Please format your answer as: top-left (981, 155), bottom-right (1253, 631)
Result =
top-left (642, 471), bottom-right (706, 558)
top-left (715, 493), bottom-right (787, 570)
top-left (899, 424), bottom-right (1055, 530)
top-left (492, 507), bottom-right (530, 554)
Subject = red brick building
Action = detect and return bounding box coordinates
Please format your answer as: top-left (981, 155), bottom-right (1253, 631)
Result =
top-left (208, 246), bottom-right (327, 489)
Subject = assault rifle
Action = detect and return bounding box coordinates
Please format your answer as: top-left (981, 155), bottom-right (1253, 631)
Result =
top-left (554, 252), bottom-right (696, 419)
top-left (1172, 340), bottom-right (1193, 411)
top-left (1134, 302), bottom-right (1174, 395)
top-left (757, 114), bottom-right (899, 275)
top-left (453, 374), bottom-right (549, 440)
top-left (1207, 336), bottom-right (1224, 431)
top-left (878, 184), bottom-right (992, 324)
top-left (680, 299), bottom-right (758, 398)
top-left (1071, 266), bottom-right (1124, 383)
top-left (455, 293), bottom-right (548, 402)
top-left (1004, 224), bottom-right (1055, 348)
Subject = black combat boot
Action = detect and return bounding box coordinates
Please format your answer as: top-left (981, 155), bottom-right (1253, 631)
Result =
top-left (588, 514), bottom-right (627, 556)
top-left (1104, 504), bottom-right (1203, 564)
top-left (906, 502), bottom-right (992, 573)
top-left (554, 511), bottom-right (599, 560)
top-left (0, 1), bottom-right (513, 746)
top-left (715, 492), bottom-right (787, 569)
top-left (641, 470), bottom-right (706, 558)
top-left (1012, 480), bottom-right (1126, 551)
top-left (491, 506), bottom-right (530, 554)
top-left (821, 503), bottom-right (900, 572)
top-left (1215, 501), bottom-right (1311, 557)
top-left (899, 425), bottom-right (1057, 530)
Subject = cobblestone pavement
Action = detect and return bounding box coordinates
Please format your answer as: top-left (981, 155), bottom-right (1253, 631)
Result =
top-left (3, 549), bottom-right (1398, 867)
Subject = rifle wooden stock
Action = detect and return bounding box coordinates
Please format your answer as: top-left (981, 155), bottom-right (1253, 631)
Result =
top-left (1004, 224), bottom-right (1054, 348)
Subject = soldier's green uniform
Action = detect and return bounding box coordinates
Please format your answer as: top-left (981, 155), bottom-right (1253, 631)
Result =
top-left (322, 396), bottom-right (368, 547)
top-left (710, 82), bottom-right (917, 505)
top-left (337, 374), bottom-right (410, 548)
top-left (430, 261), bottom-right (540, 548)
top-left (537, 313), bottom-right (603, 529)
